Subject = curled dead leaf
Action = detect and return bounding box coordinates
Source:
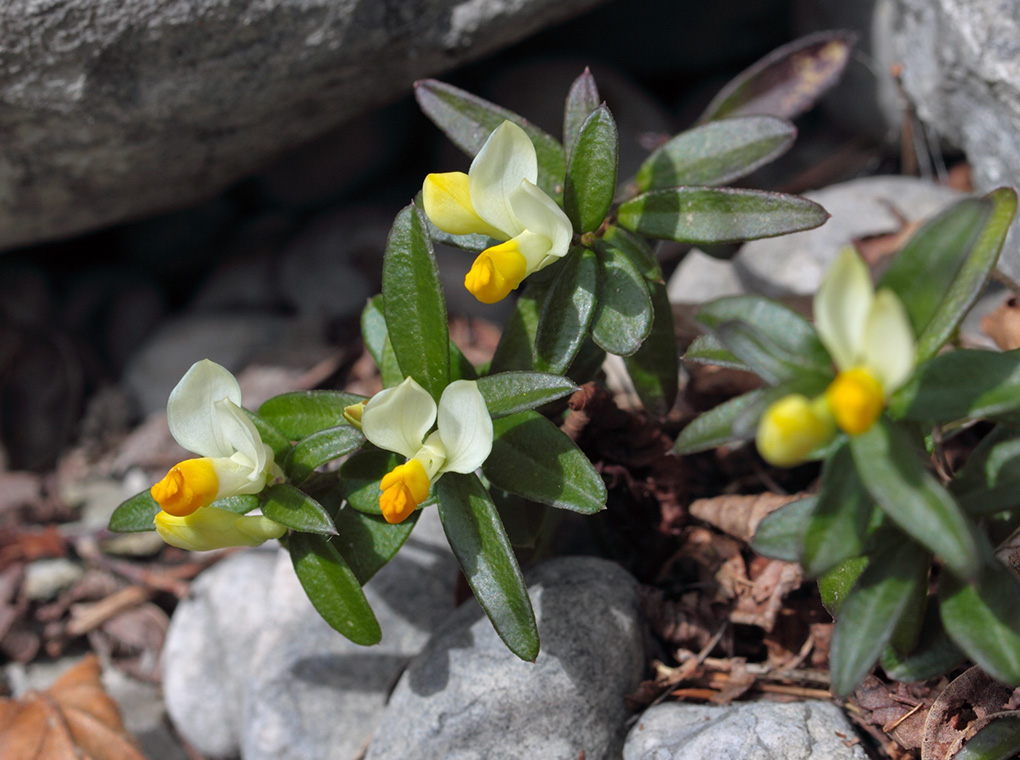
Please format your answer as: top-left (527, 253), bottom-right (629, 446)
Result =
top-left (922, 666), bottom-right (1013, 760)
top-left (689, 491), bottom-right (806, 544)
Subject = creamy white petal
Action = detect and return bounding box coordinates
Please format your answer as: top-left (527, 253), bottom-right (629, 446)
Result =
top-left (861, 289), bottom-right (917, 393)
top-left (215, 399), bottom-right (268, 478)
top-left (209, 450), bottom-right (270, 498)
top-left (167, 359), bottom-right (243, 458)
top-left (414, 431), bottom-right (448, 481)
top-left (436, 380), bottom-right (493, 474)
top-left (510, 230), bottom-right (555, 273)
top-left (509, 179), bottom-right (573, 264)
top-left (814, 247), bottom-right (874, 370)
top-left (361, 377), bottom-right (437, 459)
top-left (468, 121), bottom-right (536, 237)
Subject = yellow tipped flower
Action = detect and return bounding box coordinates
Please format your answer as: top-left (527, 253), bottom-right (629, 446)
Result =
top-left (422, 121), bottom-right (573, 303)
top-left (756, 395), bottom-right (836, 467)
top-left (150, 360), bottom-right (282, 549)
top-left (361, 377), bottom-right (493, 523)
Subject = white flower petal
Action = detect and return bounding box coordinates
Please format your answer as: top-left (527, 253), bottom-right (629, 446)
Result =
top-left (209, 452), bottom-right (268, 497)
top-left (468, 121), bottom-right (536, 237)
top-left (862, 289), bottom-right (917, 393)
top-left (435, 380), bottom-right (493, 474)
top-left (167, 359), bottom-right (243, 458)
top-left (215, 399), bottom-right (268, 479)
top-left (361, 377), bottom-right (437, 459)
top-left (814, 247), bottom-right (874, 370)
top-left (509, 179), bottom-right (573, 267)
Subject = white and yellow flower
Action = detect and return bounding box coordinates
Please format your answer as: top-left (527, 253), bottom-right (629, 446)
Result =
top-left (422, 120), bottom-right (573, 304)
top-left (756, 248), bottom-right (917, 466)
top-left (150, 359), bottom-right (284, 549)
top-left (358, 377), bottom-right (493, 523)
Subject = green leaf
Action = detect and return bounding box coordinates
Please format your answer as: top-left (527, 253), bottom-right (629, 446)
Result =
top-left (564, 105), bottom-right (618, 233)
top-left (450, 340), bottom-right (478, 382)
top-left (332, 507), bottom-right (418, 585)
top-left (261, 483), bottom-right (336, 535)
top-left (880, 603), bottom-right (966, 683)
top-left (483, 411), bottom-right (606, 514)
top-left (258, 391), bottom-right (367, 441)
top-left (591, 242), bottom-right (653, 356)
top-left (489, 274), bottom-right (550, 373)
top-left (285, 425), bottom-right (366, 483)
top-left (212, 495), bottom-right (262, 514)
top-left (952, 425), bottom-right (1020, 515)
top-left (695, 296), bottom-right (833, 384)
top-left (891, 349), bottom-right (1020, 423)
top-left (599, 224), bottom-right (661, 282)
top-left (750, 495), bottom-right (816, 562)
top-left (109, 490), bottom-right (160, 533)
top-left (624, 279), bottom-right (679, 417)
top-left (339, 448), bottom-right (403, 516)
top-left (382, 204), bottom-right (449, 400)
top-left (829, 539), bottom-right (930, 695)
top-left (491, 489), bottom-right (548, 549)
top-left (818, 556), bottom-right (868, 618)
top-left (289, 532), bottom-right (381, 645)
top-left (801, 443), bottom-right (875, 576)
top-left (700, 30), bottom-right (855, 122)
top-left (535, 247), bottom-right (598, 374)
top-left (476, 371), bottom-right (577, 418)
top-left (851, 419), bottom-right (981, 581)
top-left (955, 714), bottom-right (1020, 760)
top-left (636, 116), bottom-right (796, 192)
top-left (563, 68), bottom-right (600, 155)
top-left (242, 410), bottom-right (291, 465)
top-left (618, 187), bottom-right (829, 245)
top-left (940, 559), bottom-right (1020, 686)
top-left (437, 473), bottom-right (539, 661)
top-left (684, 333), bottom-right (750, 372)
top-left (672, 388), bottom-right (768, 454)
top-left (414, 78), bottom-right (565, 200)
top-left (361, 296), bottom-right (403, 389)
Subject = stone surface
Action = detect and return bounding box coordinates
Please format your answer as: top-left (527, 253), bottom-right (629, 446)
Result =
top-left (241, 507), bottom-right (459, 760)
top-left (22, 558), bottom-right (85, 601)
top-left (0, 0), bottom-right (605, 250)
top-left (364, 556), bottom-right (645, 760)
top-left (162, 546), bottom-right (279, 759)
top-left (667, 249), bottom-right (746, 305)
top-left (733, 176), bottom-right (961, 297)
top-left (624, 700), bottom-right (868, 760)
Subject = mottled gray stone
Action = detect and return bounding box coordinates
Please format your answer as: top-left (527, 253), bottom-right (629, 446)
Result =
top-left (242, 507), bottom-right (459, 760)
top-left (733, 176), bottom-right (961, 297)
top-left (23, 558), bottom-right (85, 601)
top-left (0, 0), bottom-right (605, 250)
top-left (624, 701), bottom-right (868, 760)
top-left (365, 556), bottom-right (645, 760)
top-left (667, 249), bottom-right (745, 305)
top-left (162, 547), bottom-right (278, 759)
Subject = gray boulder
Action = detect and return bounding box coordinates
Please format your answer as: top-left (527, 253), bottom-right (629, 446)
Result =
top-left (0, 0), bottom-right (605, 250)
top-left (365, 556), bottom-right (646, 760)
top-left (624, 701), bottom-right (869, 760)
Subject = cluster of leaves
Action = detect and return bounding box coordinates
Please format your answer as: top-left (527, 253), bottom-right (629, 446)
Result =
top-left (676, 185), bottom-right (1020, 754)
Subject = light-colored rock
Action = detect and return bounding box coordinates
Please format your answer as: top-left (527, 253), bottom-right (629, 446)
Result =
top-left (624, 701), bottom-right (868, 760)
top-left (667, 249), bottom-right (745, 304)
top-left (162, 547), bottom-right (279, 759)
top-left (0, 0), bottom-right (606, 250)
top-left (365, 556), bottom-right (645, 760)
top-left (241, 507), bottom-right (459, 760)
top-left (733, 176), bottom-right (961, 296)
top-left (23, 558), bottom-right (84, 601)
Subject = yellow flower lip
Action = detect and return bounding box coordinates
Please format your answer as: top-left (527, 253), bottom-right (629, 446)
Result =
top-left (756, 394), bottom-right (836, 467)
top-left (379, 459), bottom-right (431, 524)
top-left (464, 241), bottom-right (528, 304)
top-left (151, 458), bottom-right (219, 517)
top-left (826, 368), bottom-right (885, 435)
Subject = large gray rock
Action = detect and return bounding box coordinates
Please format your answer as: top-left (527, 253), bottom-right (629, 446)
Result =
top-left (0, 0), bottom-right (605, 250)
top-left (365, 556), bottom-right (646, 760)
top-left (624, 701), bottom-right (869, 760)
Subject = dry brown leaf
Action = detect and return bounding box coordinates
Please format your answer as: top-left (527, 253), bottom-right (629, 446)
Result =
top-left (0, 654), bottom-right (145, 760)
top-left (922, 666), bottom-right (1013, 760)
top-left (981, 296), bottom-right (1020, 351)
top-left (689, 492), bottom-right (807, 545)
top-left (729, 558), bottom-right (803, 632)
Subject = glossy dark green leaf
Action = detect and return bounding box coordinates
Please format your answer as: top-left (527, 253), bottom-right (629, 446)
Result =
top-left (260, 483), bottom-right (335, 535)
top-left (483, 411), bottom-right (606, 514)
top-left (258, 392), bottom-right (366, 441)
top-left (618, 187), bottom-right (829, 245)
top-left (749, 495), bottom-right (816, 562)
top-left (109, 490), bottom-right (160, 533)
top-left (212, 495), bottom-right (262, 514)
top-left (450, 340), bottom-right (478, 382)
top-left (695, 296), bottom-right (832, 385)
top-left (699, 30), bottom-right (855, 122)
top-left (339, 448), bottom-right (403, 516)
top-left (361, 296), bottom-right (402, 388)
top-left (591, 243), bottom-right (653, 356)
top-left (242, 409), bottom-right (291, 465)
top-left (880, 603), bottom-right (966, 683)
top-left (289, 532), bottom-right (381, 645)
top-left (636, 116), bottom-right (796, 192)
top-left (599, 225), bottom-right (661, 282)
top-left (332, 507), bottom-right (419, 585)
top-left (684, 333), bottom-right (750, 372)
top-left (476, 372), bottom-right (577, 418)
top-left (489, 274), bottom-right (551, 373)
top-left (563, 68), bottom-right (600, 155)
top-left (829, 539), bottom-right (930, 695)
top-left (955, 714), bottom-right (1020, 760)
top-left (802, 444), bottom-right (874, 576)
top-left (940, 559), bottom-right (1020, 686)
top-left (414, 78), bottom-right (565, 199)
top-left (535, 247), bottom-right (598, 374)
top-left (818, 556), bottom-right (868, 618)
top-left (672, 388), bottom-right (767, 454)
top-left (491, 490), bottom-right (548, 549)
top-left (890, 349), bottom-right (1020, 423)
top-left (285, 425), bottom-right (366, 484)
top-left (952, 426), bottom-right (1020, 515)
top-left (564, 105), bottom-right (618, 233)
top-left (624, 279), bottom-right (679, 417)
top-left (851, 419), bottom-right (980, 581)
top-left (382, 204), bottom-right (449, 400)
top-left (437, 473), bottom-right (539, 661)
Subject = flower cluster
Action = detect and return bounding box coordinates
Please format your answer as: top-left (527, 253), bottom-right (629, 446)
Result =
top-left (756, 248), bottom-right (916, 466)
